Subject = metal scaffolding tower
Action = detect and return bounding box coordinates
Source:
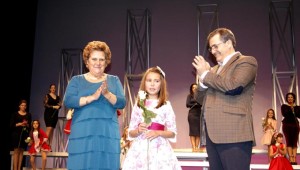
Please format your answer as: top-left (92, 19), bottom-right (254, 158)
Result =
top-left (52, 48), bottom-right (83, 168)
top-left (196, 4), bottom-right (219, 82)
top-left (269, 0), bottom-right (298, 119)
top-left (122, 9), bottom-right (151, 128)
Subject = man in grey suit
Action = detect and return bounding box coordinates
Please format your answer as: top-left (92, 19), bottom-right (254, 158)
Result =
top-left (192, 28), bottom-right (258, 170)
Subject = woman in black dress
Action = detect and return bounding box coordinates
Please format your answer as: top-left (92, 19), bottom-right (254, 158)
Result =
top-left (10, 99), bottom-right (32, 170)
top-left (281, 92), bottom-right (300, 165)
top-left (186, 83), bottom-right (202, 152)
top-left (43, 84), bottom-right (61, 146)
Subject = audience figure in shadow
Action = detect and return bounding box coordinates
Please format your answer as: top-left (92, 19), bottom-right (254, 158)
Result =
top-left (10, 99), bottom-right (32, 170)
top-left (281, 92), bottom-right (300, 165)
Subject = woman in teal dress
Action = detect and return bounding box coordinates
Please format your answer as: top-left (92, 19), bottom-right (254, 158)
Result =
top-left (63, 41), bottom-right (126, 170)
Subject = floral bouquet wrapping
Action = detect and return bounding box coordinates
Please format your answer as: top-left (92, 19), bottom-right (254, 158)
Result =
top-left (261, 117), bottom-right (266, 131)
top-left (138, 90), bottom-right (157, 124)
top-left (25, 137), bottom-right (31, 143)
top-left (137, 90), bottom-right (157, 169)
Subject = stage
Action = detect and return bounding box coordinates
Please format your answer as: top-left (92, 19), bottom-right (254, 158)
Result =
top-left (11, 149), bottom-right (300, 170)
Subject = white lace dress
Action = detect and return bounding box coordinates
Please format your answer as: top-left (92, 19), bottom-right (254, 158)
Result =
top-left (122, 99), bottom-right (182, 170)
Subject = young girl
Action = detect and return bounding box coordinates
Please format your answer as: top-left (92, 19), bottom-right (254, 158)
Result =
top-left (268, 132), bottom-right (293, 170)
top-left (261, 109), bottom-right (277, 161)
top-left (27, 120), bottom-right (51, 170)
top-left (120, 126), bottom-right (131, 169)
top-left (122, 66), bottom-right (182, 170)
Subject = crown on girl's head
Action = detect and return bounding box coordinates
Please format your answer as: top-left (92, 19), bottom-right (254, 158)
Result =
top-left (156, 66), bottom-right (165, 78)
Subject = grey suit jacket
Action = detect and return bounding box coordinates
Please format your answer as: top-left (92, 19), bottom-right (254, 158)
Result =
top-left (199, 52), bottom-right (258, 146)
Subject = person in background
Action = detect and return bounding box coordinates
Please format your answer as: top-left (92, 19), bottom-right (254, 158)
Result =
top-left (186, 83), bottom-right (202, 152)
top-left (10, 99), bottom-right (32, 170)
top-left (122, 66), bottom-right (182, 170)
top-left (27, 120), bottom-right (51, 170)
top-left (268, 132), bottom-right (293, 170)
top-left (120, 126), bottom-right (131, 169)
top-left (63, 40), bottom-right (126, 170)
top-left (43, 84), bottom-right (61, 146)
top-left (260, 108), bottom-right (277, 162)
top-left (192, 27), bottom-right (258, 170)
top-left (281, 92), bottom-right (300, 165)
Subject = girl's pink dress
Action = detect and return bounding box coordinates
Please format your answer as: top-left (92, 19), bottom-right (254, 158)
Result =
top-left (269, 143), bottom-right (293, 170)
top-left (261, 118), bottom-right (277, 145)
top-left (122, 99), bottom-right (182, 170)
top-left (28, 129), bottom-right (51, 155)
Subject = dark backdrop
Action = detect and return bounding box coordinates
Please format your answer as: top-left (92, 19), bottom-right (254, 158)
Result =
top-left (29, 0), bottom-right (300, 149)
top-left (3, 1), bottom-right (38, 169)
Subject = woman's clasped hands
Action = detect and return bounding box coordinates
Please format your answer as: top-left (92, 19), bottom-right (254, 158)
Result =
top-left (90, 80), bottom-right (108, 100)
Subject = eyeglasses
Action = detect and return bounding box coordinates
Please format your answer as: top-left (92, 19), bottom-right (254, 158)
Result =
top-left (208, 42), bottom-right (224, 52)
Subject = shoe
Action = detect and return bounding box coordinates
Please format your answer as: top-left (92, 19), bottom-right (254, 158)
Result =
top-left (199, 147), bottom-right (206, 152)
top-left (49, 145), bottom-right (52, 152)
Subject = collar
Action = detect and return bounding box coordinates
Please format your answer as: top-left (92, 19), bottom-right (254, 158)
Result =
top-left (218, 51), bottom-right (239, 66)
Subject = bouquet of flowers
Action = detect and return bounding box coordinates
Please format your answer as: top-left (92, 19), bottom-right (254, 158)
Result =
top-left (25, 137), bottom-right (31, 143)
top-left (261, 117), bottom-right (266, 129)
top-left (138, 90), bottom-right (157, 169)
top-left (22, 119), bottom-right (29, 132)
top-left (18, 119), bottom-right (29, 147)
top-left (138, 90), bottom-right (157, 124)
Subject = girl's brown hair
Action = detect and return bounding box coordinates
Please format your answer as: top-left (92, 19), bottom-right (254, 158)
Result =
top-left (137, 67), bottom-right (168, 108)
top-left (29, 120), bottom-right (41, 139)
top-left (270, 132), bottom-right (283, 145)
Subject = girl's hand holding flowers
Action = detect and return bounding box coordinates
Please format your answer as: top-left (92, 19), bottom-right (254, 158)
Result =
top-left (137, 122), bottom-right (148, 134)
top-left (138, 90), bottom-right (157, 125)
top-left (23, 119), bottom-right (28, 125)
top-left (25, 137), bottom-right (31, 143)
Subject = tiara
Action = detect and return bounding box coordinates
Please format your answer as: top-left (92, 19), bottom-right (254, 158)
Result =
top-left (156, 66), bottom-right (165, 78)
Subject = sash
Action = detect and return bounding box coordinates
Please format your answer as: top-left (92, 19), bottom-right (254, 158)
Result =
top-left (147, 122), bottom-right (165, 130)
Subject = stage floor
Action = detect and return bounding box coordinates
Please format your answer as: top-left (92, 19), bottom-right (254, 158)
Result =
top-left (174, 148), bottom-right (300, 170)
top-left (11, 149), bottom-right (300, 170)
